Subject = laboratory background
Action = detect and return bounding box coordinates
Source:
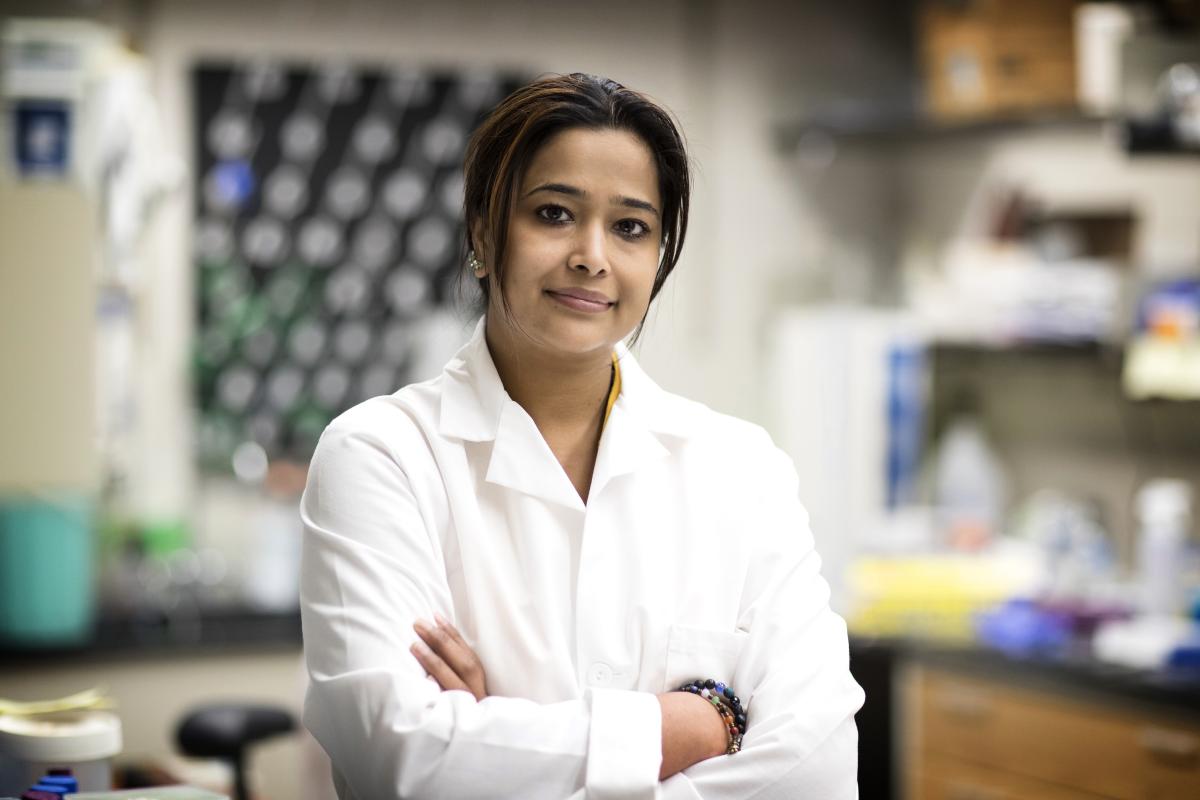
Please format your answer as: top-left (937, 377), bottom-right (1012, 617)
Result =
top-left (2, 1), bottom-right (1199, 798)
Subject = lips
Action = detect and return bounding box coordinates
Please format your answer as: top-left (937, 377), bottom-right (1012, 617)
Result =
top-left (545, 287), bottom-right (615, 314)
top-left (547, 287), bottom-right (614, 305)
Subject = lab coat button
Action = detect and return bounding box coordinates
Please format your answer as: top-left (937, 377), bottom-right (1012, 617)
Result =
top-left (587, 661), bottom-right (613, 686)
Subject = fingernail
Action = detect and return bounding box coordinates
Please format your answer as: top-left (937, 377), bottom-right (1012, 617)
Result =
top-left (433, 612), bottom-right (450, 627)
top-left (411, 640), bottom-right (430, 655)
top-left (413, 618), bottom-right (432, 632)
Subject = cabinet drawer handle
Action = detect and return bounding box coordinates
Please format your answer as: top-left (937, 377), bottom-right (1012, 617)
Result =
top-left (1139, 727), bottom-right (1199, 766)
top-left (934, 686), bottom-right (994, 720)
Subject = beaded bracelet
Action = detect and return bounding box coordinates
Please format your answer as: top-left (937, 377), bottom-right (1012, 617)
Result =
top-left (675, 678), bottom-right (746, 755)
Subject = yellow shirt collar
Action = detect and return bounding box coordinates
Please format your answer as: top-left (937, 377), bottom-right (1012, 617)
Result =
top-left (602, 351), bottom-right (621, 428)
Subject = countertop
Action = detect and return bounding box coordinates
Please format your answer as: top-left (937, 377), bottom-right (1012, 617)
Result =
top-left (0, 608), bottom-right (302, 667)
top-left (851, 634), bottom-right (1200, 722)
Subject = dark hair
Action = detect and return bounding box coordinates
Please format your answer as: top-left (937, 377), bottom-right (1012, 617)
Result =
top-left (461, 72), bottom-right (690, 344)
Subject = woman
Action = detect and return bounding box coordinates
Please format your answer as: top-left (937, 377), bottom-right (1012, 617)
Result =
top-left (300, 73), bottom-right (864, 799)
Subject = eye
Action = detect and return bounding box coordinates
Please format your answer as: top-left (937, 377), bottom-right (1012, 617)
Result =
top-left (615, 218), bottom-right (651, 240)
top-left (535, 204), bottom-right (573, 224)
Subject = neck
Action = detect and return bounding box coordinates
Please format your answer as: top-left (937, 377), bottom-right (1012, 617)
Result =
top-left (484, 315), bottom-right (614, 437)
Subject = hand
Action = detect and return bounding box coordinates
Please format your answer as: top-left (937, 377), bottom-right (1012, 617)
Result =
top-left (411, 613), bottom-right (490, 701)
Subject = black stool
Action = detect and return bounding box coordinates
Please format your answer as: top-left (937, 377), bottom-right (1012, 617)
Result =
top-left (175, 704), bottom-right (296, 800)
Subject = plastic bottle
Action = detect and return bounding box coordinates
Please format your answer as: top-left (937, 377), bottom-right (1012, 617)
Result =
top-left (934, 414), bottom-right (1007, 550)
top-left (1135, 479), bottom-right (1193, 617)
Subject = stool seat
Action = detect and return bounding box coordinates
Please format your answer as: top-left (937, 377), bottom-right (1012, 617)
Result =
top-left (176, 704), bottom-right (296, 799)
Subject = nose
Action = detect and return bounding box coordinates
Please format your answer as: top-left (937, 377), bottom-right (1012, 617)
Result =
top-left (567, 220), bottom-right (609, 276)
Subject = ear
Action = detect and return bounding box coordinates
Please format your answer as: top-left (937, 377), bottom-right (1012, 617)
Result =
top-left (468, 218), bottom-right (491, 268)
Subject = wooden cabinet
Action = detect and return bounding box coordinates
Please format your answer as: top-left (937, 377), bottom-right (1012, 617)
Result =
top-left (919, 753), bottom-right (1112, 800)
top-left (904, 665), bottom-right (1200, 800)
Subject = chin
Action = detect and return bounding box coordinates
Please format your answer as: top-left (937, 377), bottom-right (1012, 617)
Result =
top-left (532, 314), bottom-right (622, 356)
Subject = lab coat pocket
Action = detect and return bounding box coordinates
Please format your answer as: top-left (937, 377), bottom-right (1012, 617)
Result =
top-left (663, 624), bottom-right (749, 691)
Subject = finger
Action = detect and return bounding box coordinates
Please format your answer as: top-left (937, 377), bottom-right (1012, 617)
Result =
top-left (410, 639), bottom-right (467, 693)
top-left (434, 613), bottom-right (470, 648)
top-left (415, 619), bottom-right (479, 685)
top-left (418, 618), bottom-right (488, 700)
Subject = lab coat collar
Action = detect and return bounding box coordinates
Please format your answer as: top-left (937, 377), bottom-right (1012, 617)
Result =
top-left (438, 317), bottom-right (509, 443)
top-left (438, 317), bottom-right (689, 509)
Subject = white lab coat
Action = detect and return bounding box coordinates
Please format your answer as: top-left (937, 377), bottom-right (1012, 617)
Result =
top-left (300, 317), bottom-right (864, 800)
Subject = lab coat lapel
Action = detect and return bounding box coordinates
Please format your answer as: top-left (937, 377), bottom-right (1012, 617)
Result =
top-left (588, 400), bottom-right (669, 499)
top-left (588, 345), bottom-right (677, 498)
top-left (438, 320), bottom-right (681, 509)
top-left (486, 399), bottom-right (586, 511)
top-left (439, 318), bottom-right (585, 511)
top-left (438, 318), bottom-right (503, 443)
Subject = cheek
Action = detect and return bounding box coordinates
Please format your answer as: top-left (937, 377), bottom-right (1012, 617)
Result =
top-left (620, 254), bottom-right (660, 313)
top-left (504, 223), bottom-right (563, 284)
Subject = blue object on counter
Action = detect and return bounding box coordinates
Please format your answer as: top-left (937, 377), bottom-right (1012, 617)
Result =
top-left (14, 768), bottom-right (77, 800)
top-left (1165, 626), bottom-right (1200, 672)
top-left (975, 598), bottom-right (1071, 656)
top-left (1167, 646), bottom-right (1200, 671)
top-left (0, 496), bottom-right (94, 645)
top-left (36, 775), bottom-right (76, 794)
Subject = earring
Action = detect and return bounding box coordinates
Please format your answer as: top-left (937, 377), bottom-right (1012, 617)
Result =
top-left (467, 250), bottom-right (486, 278)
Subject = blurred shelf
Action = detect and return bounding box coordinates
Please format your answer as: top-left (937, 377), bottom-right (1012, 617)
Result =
top-left (0, 607), bottom-right (301, 667)
top-left (929, 339), bottom-right (1200, 405)
top-left (778, 109), bottom-right (1200, 160)
top-left (775, 109), bottom-right (1111, 152)
top-left (929, 338), bottom-right (1125, 360)
top-left (928, 338), bottom-right (1128, 377)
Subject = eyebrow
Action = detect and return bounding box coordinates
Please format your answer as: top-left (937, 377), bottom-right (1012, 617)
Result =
top-left (524, 182), bottom-right (660, 218)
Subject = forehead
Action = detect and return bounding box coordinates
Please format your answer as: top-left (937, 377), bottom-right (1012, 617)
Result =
top-left (521, 127), bottom-right (660, 205)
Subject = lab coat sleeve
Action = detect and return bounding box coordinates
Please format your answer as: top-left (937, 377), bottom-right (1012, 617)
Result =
top-left (299, 421), bottom-right (662, 800)
top-left (660, 436), bottom-right (865, 800)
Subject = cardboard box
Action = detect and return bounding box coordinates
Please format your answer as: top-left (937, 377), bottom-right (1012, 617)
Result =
top-left (920, 0), bottom-right (1079, 120)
